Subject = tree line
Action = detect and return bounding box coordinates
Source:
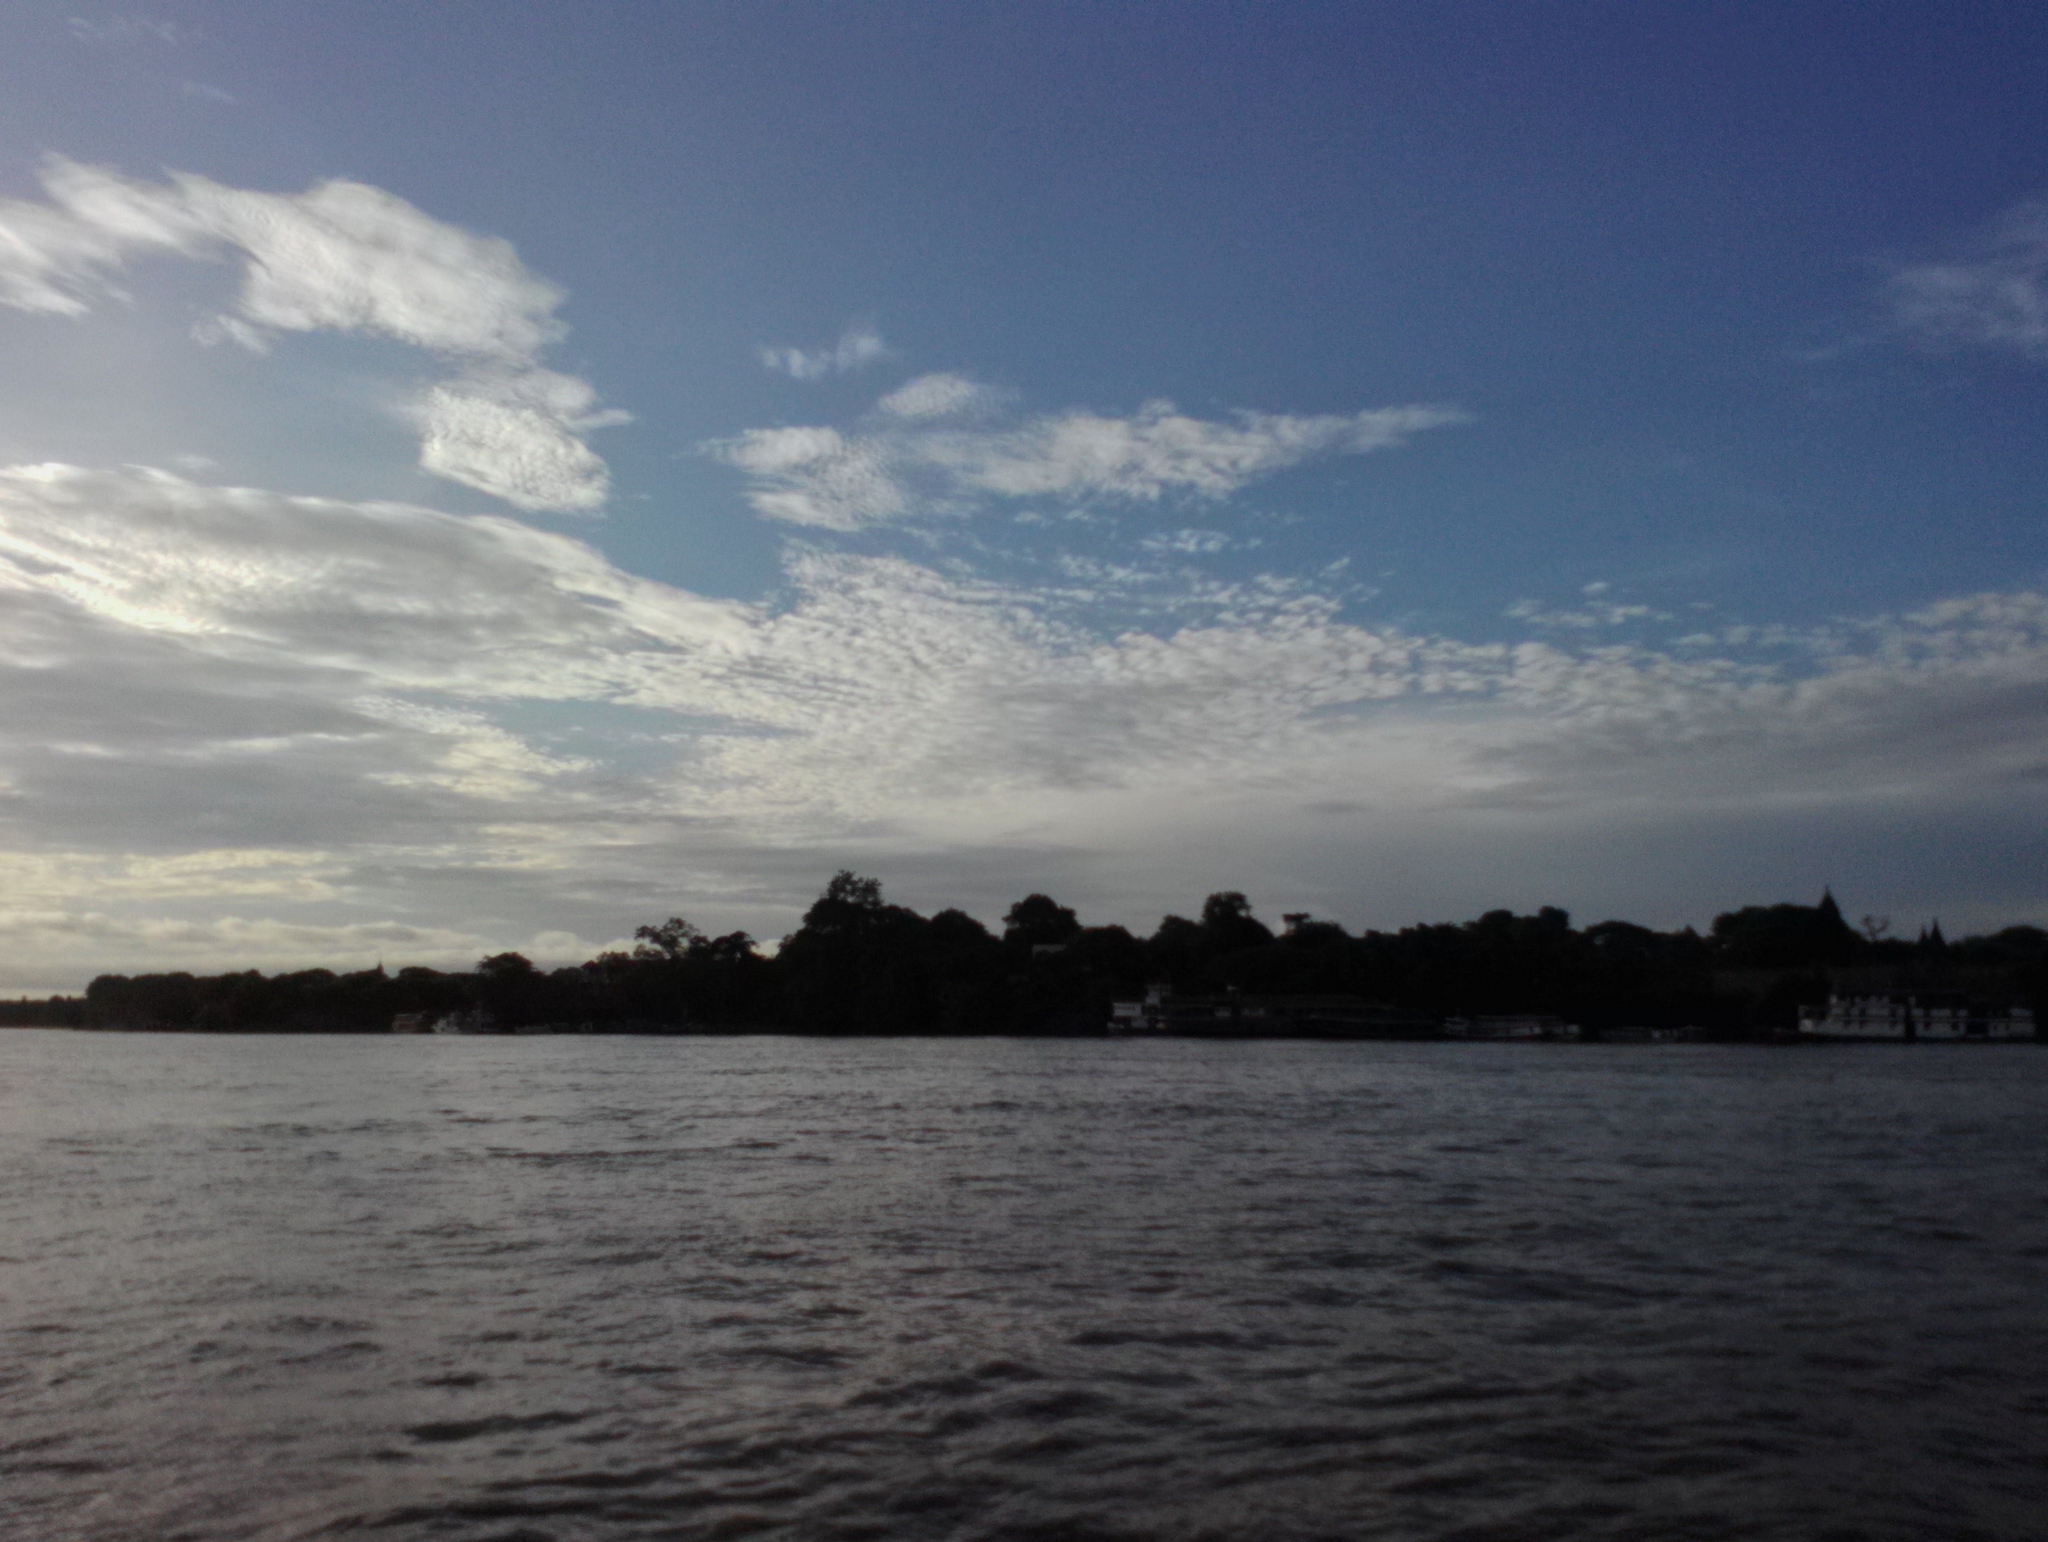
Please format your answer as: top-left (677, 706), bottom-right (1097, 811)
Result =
top-left (5, 879), bottom-right (2042, 1037)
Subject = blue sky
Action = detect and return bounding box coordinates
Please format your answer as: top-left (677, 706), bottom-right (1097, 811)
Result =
top-left (2, 3), bottom-right (2046, 988)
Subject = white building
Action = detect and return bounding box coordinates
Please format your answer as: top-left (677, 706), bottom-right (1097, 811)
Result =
top-left (1798, 994), bottom-right (2035, 1041)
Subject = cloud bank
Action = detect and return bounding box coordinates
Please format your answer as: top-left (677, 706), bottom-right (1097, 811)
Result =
top-left (5, 461), bottom-right (2047, 986)
top-left (0, 157), bottom-right (622, 510)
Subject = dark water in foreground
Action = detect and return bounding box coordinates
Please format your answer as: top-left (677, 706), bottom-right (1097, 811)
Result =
top-left (2, 1035), bottom-right (2044, 1542)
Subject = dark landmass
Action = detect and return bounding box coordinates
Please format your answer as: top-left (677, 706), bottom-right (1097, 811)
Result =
top-left (3, 878), bottom-right (2041, 1039)
top-left (1, 994), bottom-right (86, 1029)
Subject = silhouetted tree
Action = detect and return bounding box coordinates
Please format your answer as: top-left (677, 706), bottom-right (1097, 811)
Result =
top-left (1200, 891), bottom-right (1274, 956)
top-left (1710, 893), bottom-right (1861, 968)
top-left (473, 951), bottom-right (549, 1027)
top-left (634, 917), bottom-right (704, 961)
top-left (1003, 894), bottom-right (1081, 949)
top-left (1145, 913), bottom-right (1206, 987)
top-left (778, 872), bottom-right (939, 1032)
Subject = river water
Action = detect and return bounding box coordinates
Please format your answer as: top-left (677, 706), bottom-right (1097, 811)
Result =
top-left (1, 1033), bottom-right (2043, 1542)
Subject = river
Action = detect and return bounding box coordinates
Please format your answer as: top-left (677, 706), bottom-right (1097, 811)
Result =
top-left (2, 1032), bottom-right (2043, 1541)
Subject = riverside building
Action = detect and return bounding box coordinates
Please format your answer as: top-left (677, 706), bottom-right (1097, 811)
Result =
top-left (1797, 993), bottom-right (2035, 1041)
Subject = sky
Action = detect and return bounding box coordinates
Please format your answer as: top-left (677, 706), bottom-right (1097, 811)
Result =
top-left (3, 2), bottom-right (2047, 991)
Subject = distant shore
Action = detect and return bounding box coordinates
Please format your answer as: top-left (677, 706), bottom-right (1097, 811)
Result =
top-left (5, 875), bottom-right (2041, 1042)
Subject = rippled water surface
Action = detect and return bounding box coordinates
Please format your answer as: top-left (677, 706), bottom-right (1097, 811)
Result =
top-left (2, 1034), bottom-right (2044, 1542)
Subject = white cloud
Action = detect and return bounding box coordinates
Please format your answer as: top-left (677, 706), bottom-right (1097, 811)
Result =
top-left (418, 388), bottom-right (606, 513)
top-left (0, 463), bottom-right (743, 698)
top-left (18, 463), bottom-right (2034, 832)
top-left (940, 401), bottom-right (1464, 501)
top-left (1140, 528), bottom-right (1233, 555)
top-left (1505, 597), bottom-right (1666, 629)
top-left (0, 157), bottom-right (622, 511)
top-left (181, 81), bottom-right (236, 105)
top-left (760, 322), bottom-right (890, 380)
top-left (418, 370), bottom-right (628, 513)
top-left (877, 372), bottom-right (999, 418)
top-left (353, 697), bottom-right (594, 798)
top-left (1887, 197), bottom-right (2048, 360)
top-left (715, 396), bottom-right (1468, 529)
top-left (5, 459), bottom-right (2048, 985)
top-left (717, 426), bottom-right (912, 529)
top-left (0, 177), bottom-right (151, 318)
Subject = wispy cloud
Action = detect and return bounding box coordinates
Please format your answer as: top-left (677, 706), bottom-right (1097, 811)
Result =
top-left (876, 372), bottom-right (1000, 418)
top-left (1886, 196), bottom-right (2048, 361)
top-left (1505, 596), bottom-right (1668, 629)
top-left (760, 322), bottom-right (890, 380)
top-left (67, 14), bottom-right (180, 44)
top-left (1140, 528), bottom-right (1235, 555)
top-left (0, 463), bottom-right (740, 703)
top-left (180, 81), bottom-right (236, 105)
top-left (0, 157), bottom-right (624, 511)
top-left (715, 391), bottom-right (1468, 529)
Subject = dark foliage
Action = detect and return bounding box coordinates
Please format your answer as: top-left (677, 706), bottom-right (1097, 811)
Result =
top-left (33, 883), bottom-right (2040, 1037)
top-left (0, 994), bottom-right (85, 1027)
top-left (1709, 888), bottom-right (1861, 967)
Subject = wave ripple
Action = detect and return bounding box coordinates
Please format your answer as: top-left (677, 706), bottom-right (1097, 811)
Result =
top-left (2, 1035), bottom-right (2044, 1541)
